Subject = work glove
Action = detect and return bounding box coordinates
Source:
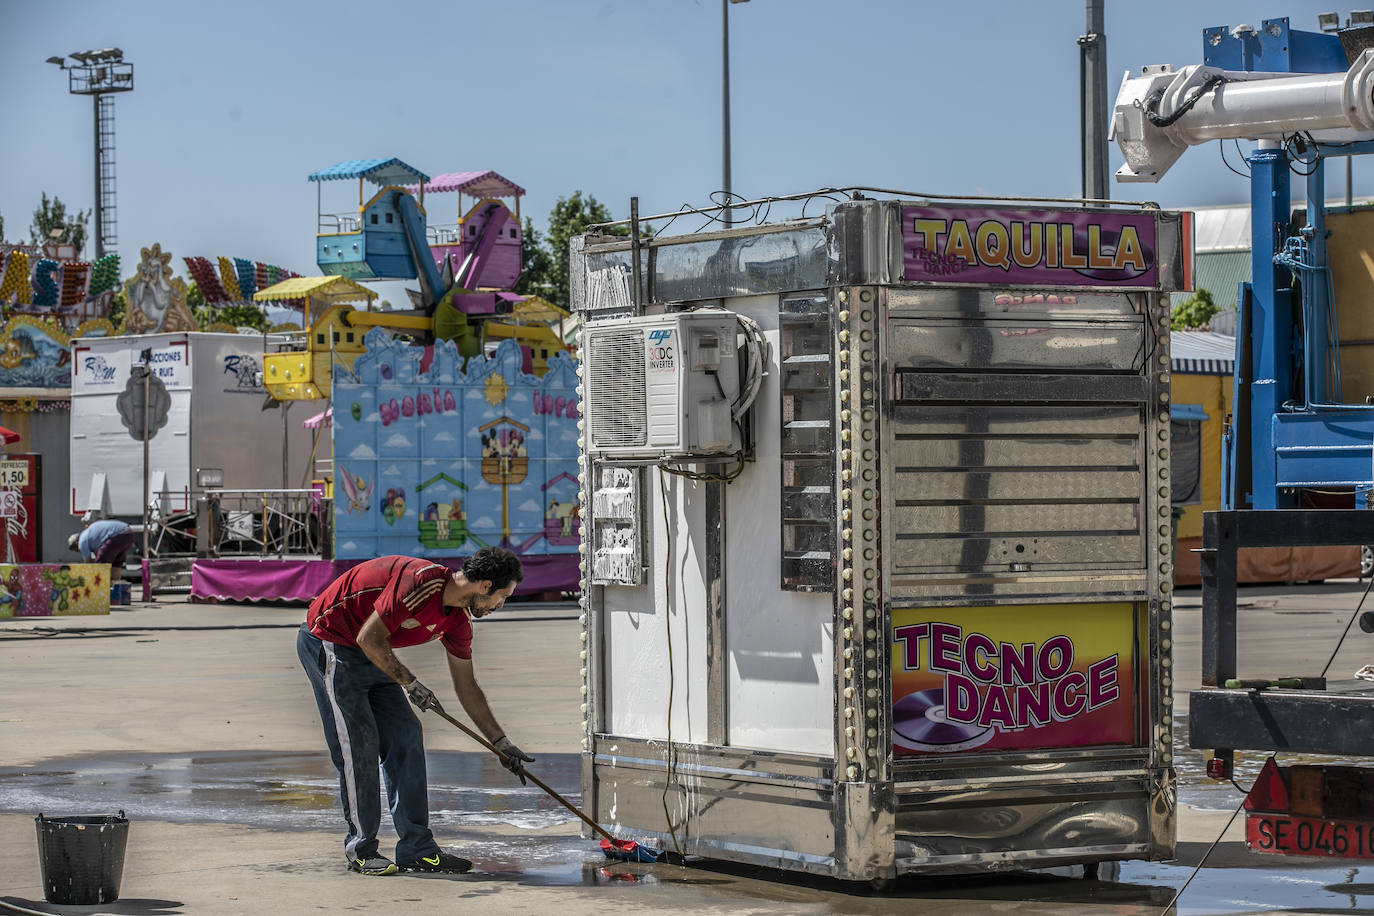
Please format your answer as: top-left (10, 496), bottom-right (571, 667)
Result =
top-left (405, 679), bottom-right (442, 713)
top-left (493, 736), bottom-right (535, 785)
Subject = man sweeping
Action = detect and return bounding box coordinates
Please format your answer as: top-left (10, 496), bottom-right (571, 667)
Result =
top-left (297, 548), bottom-right (534, 876)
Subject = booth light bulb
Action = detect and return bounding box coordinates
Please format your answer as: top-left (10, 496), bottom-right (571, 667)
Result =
top-left (845, 726), bottom-right (855, 738)
top-left (838, 309), bottom-right (850, 322)
top-left (843, 627), bottom-right (854, 639)
top-left (847, 765), bottom-right (858, 780)
top-left (844, 706), bottom-right (854, 718)
top-left (844, 667), bottom-right (853, 679)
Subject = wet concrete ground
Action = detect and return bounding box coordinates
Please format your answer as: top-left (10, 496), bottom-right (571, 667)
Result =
top-left (6, 743), bottom-right (1374, 914)
top-left (5, 585), bottom-right (1374, 913)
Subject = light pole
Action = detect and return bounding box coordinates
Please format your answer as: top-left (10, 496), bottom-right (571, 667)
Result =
top-left (46, 49), bottom-right (134, 260)
top-left (723, 0), bottom-right (749, 225)
top-left (1078, 0), bottom-right (1108, 200)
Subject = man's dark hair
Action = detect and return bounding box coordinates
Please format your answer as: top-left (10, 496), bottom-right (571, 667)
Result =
top-left (462, 546), bottom-right (524, 591)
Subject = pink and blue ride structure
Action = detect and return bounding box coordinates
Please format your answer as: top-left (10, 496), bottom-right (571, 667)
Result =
top-left (309, 158), bottom-right (524, 315)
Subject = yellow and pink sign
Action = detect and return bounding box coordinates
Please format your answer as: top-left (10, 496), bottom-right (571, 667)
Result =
top-left (891, 603), bottom-right (1139, 755)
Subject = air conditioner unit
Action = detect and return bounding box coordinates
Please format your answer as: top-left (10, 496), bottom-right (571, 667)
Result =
top-left (583, 312), bottom-right (740, 459)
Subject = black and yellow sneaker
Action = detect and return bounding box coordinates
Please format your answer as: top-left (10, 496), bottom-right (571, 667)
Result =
top-left (347, 854), bottom-right (398, 876)
top-left (400, 850), bottom-right (473, 874)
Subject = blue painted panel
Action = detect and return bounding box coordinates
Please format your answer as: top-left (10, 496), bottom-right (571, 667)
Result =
top-left (1274, 411), bottom-right (1374, 488)
top-left (1246, 147), bottom-right (1295, 509)
top-left (1203, 19), bottom-right (1344, 73)
top-left (331, 332), bottom-right (580, 560)
top-left (317, 232), bottom-right (371, 277)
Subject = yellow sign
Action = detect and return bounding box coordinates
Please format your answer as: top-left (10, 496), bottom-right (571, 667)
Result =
top-left (0, 460), bottom-right (29, 488)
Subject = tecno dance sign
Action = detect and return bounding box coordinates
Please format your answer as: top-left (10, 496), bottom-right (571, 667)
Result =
top-left (890, 603), bottom-right (1138, 755)
top-left (901, 206), bottom-right (1158, 287)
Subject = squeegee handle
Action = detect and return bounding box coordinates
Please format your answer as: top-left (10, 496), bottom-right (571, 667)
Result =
top-left (428, 706), bottom-right (617, 844)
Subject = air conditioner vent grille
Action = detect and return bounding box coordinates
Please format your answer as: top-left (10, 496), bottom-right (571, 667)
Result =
top-left (587, 329), bottom-right (647, 448)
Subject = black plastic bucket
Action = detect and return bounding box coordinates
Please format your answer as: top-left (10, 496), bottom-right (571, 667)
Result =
top-left (34, 811), bottom-right (129, 905)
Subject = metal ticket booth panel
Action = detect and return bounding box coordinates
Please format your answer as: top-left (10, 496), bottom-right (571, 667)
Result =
top-left (572, 195), bottom-right (1188, 881)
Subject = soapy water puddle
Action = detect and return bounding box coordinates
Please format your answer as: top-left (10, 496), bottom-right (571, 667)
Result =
top-left (0, 750), bottom-right (583, 833)
top-left (7, 748), bottom-right (1374, 912)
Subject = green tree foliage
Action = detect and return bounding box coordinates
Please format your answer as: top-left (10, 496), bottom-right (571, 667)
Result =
top-left (187, 281), bottom-right (269, 331)
top-left (29, 193), bottom-right (89, 256)
top-left (1171, 287), bottom-right (1220, 330)
top-left (546, 192), bottom-right (615, 310)
top-left (108, 289), bottom-right (127, 328)
top-left (513, 217), bottom-right (555, 300)
top-left (517, 192), bottom-right (646, 310)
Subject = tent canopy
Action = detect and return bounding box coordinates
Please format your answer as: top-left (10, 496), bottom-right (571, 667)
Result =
top-left (308, 158), bottom-right (429, 187)
top-left (415, 170), bottom-right (525, 198)
top-left (254, 276), bottom-right (378, 307)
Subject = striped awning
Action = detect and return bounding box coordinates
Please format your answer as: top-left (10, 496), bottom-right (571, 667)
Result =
top-left (308, 158), bottom-right (429, 186)
top-left (1171, 330), bottom-right (1235, 375)
top-left (416, 170), bottom-right (525, 197)
top-left (253, 276), bottom-right (377, 305)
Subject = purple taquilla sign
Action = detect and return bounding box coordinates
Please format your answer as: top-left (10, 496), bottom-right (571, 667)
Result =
top-left (901, 206), bottom-right (1157, 287)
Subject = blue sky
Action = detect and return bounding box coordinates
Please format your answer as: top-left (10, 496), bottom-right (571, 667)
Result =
top-left (0, 1), bottom-right (1360, 280)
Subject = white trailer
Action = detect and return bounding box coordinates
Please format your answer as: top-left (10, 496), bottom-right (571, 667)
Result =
top-left (70, 332), bottom-right (321, 521)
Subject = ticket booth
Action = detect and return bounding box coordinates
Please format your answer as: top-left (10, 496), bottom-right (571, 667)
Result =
top-left (572, 195), bottom-right (1188, 881)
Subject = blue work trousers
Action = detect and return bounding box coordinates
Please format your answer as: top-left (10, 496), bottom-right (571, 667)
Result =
top-left (297, 624), bottom-right (438, 864)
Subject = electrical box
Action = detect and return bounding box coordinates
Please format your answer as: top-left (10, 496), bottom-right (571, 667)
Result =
top-left (583, 312), bottom-right (740, 460)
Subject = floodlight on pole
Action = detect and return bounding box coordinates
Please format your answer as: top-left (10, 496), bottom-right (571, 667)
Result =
top-left (46, 48), bottom-right (134, 260)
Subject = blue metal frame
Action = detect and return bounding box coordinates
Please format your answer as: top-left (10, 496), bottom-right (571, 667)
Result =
top-left (1220, 22), bottom-right (1374, 510)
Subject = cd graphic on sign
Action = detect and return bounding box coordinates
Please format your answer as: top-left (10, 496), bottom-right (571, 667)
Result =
top-left (892, 688), bottom-right (995, 753)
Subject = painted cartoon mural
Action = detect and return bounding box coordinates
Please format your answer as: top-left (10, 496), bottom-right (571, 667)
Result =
top-left (331, 331), bottom-right (580, 562)
top-left (0, 563), bottom-right (111, 616)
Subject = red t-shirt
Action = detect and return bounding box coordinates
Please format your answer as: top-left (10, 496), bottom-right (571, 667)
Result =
top-left (306, 556), bottom-right (473, 659)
